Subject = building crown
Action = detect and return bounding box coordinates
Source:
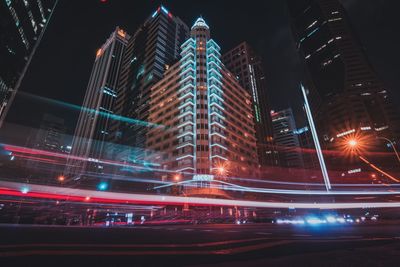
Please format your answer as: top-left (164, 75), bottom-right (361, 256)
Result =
top-left (191, 17), bottom-right (209, 30)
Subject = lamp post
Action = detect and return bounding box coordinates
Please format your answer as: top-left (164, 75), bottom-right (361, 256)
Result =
top-left (345, 137), bottom-right (400, 183)
top-left (376, 136), bottom-right (400, 166)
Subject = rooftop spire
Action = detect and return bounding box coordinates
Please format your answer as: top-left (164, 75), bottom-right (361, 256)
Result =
top-left (191, 17), bottom-right (209, 30)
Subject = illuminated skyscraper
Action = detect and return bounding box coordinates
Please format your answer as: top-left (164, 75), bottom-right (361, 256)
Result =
top-left (147, 18), bottom-right (258, 181)
top-left (222, 42), bottom-right (278, 167)
top-left (0, 0), bottom-right (57, 128)
top-left (67, 27), bottom-right (129, 176)
top-left (113, 5), bottom-right (189, 156)
top-left (287, 0), bottom-right (400, 149)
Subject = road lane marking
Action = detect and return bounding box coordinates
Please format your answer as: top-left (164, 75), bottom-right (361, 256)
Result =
top-left (338, 235), bottom-right (362, 239)
top-left (256, 232), bottom-right (272, 235)
top-left (0, 240), bottom-right (292, 257)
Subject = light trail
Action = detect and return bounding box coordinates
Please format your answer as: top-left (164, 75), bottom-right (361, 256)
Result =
top-left (3, 144), bottom-right (400, 191)
top-left (225, 176), bottom-right (400, 187)
top-left (301, 83), bottom-right (331, 191)
top-left (154, 179), bottom-right (400, 195)
top-left (18, 92), bottom-right (163, 129)
top-left (358, 155), bottom-right (400, 183)
top-left (1, 181), bottom-right (400, 209)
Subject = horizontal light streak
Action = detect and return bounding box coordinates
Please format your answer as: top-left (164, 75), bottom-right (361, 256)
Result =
top-left (1, 181), bottom-right (400, 209)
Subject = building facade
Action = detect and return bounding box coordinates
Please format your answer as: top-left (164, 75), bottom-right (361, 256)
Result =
top-left (222, 42), bottom-right (278, 167)
top-left (67, 27), bottom-right (129, 176)
top-left (28, 113), bottom-right (66, 153)
top-left (0, 0), bottom-right (57, 128)
top-left (295, 125), bottom-right (319, 169)
top-left (146, 18), bottom-right (258, 181)
top-left (112, 5), bottom-right (189, 159)
top-left (287, 0), bottom-right (400, 152)
top-left (271, 108), bottom-right (305, 169)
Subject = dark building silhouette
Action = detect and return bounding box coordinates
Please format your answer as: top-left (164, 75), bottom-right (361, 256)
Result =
top-left (222, 42), bottom-right (278, 167)
top-left (113, 5), bottom-right (189, 159)
top-left (28, 113), bottom-right (66, 153)
top-left (0, 0), bottom-right (57, 128)
top-left (271, 108), bottom-right (304, 169)
top-left (287, 0), bottom-right (400, 153)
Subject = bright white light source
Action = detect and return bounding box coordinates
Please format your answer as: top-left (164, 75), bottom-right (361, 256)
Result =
top-left (306, 217), bottom-right (325, 225)
top-left (336, 217), bottom-right (345, 223)
top-left (326, 216), bottom-right (336, 223)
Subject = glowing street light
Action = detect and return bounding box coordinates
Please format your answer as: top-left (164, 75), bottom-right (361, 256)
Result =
top-left (348, 139), bottom-right (358, 148)
top-left (217, 167), bottom-right (226, 176)
top-left (57, 175), bottom-right (65, 182)
top-left (97, 182), bottom-right (108, 191)
top-left (174, 174), bottom-right (181, 182)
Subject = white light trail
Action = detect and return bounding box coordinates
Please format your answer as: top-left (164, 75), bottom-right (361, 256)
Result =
top-left (301, 84), bottom-right (332, 191)
top-left (1, 181), bottom-right (400, 210)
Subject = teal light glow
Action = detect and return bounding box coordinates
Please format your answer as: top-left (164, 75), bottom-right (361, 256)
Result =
top-left (20, 92), bottom-right (163, 129)
top-left (254, 105), bottom-right (261, 123)
top-left (161, 5), bottom-right (169, 14)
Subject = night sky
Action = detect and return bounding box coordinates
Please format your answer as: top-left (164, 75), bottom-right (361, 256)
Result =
top-left (6, 0), bottom-right (400, 136)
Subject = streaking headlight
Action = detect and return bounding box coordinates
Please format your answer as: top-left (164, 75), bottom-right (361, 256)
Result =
top-left (326, 216), bottom-right (336, 223)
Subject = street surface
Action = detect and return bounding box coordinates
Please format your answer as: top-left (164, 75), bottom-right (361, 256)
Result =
top-left (1, 222), bottom-right (400, 266)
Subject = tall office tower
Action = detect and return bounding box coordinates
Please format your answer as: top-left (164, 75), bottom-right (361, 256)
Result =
top-left (67, 27), bottom-right (129, 176)
top-left (294, 125), bottom-right (319, 169)
top-left (287, 0), bottom-right (400, 151)
top-left (0, 0), bottom-right (57, 128)
top-left (113, 6), bottom-right (189, 159)
top-left (271, 108), bottom-right (304, 169)
top-left (147, 18), bottom-right (258, 181)
top-left (222, 42), bottom-right (278, 167)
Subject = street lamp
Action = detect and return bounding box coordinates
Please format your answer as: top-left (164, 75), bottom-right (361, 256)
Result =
top-left (217, 166), bottom-right (226, 176)
top-left (376, 136), bottom-right (400, 165)
top-left (174, 174), bottom-right (181, 182)
top-left (348, 139), bottom-right (358, 148)
top-left (343, 136), bottom-right (400, 183)
top-left (57, 175), bottom-right (65, 182)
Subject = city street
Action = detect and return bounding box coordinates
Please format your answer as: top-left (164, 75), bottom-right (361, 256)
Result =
top-left (2, 0), bottom-right (400, 266)
top-left (1, 222), bottom-right (400, 266)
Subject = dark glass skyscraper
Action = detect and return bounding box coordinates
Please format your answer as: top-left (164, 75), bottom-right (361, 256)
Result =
top-left (271, 108), bottom-right (304, 169)
top-left (114, 5), bottom-right (189, 159)
top-left (222, 42), bottom-right (278, 167)
top-left (287, 0), bottom-right (400, 150)
top-left (0, 0), bottom-right (57, 128)
top-left (67, 27), bottom-right (129, 177)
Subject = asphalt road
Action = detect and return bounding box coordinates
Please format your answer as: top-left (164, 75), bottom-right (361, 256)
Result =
top-left (1, 222), bottom-right (400, 266)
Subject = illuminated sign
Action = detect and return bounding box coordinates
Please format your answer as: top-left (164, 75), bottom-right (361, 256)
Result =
top-left (336, 129), bottom-right (355, 138)
top-left (193, 174), bottom-right (214, 181)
